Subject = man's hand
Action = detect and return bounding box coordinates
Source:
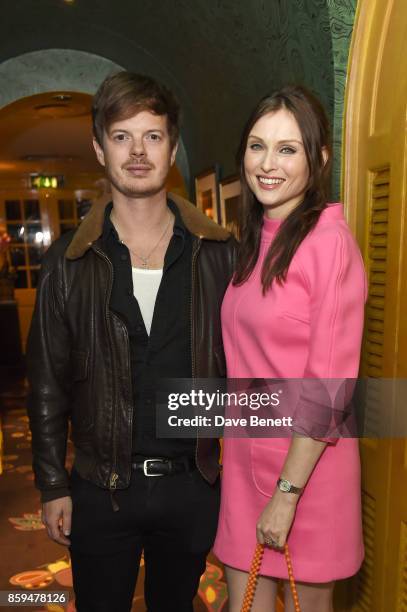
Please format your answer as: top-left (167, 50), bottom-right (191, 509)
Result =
top-left (42, 496), bottom-right (72, 546)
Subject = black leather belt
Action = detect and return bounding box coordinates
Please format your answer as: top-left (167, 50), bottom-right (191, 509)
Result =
top-left (131, 456), bottom-right (196, 477)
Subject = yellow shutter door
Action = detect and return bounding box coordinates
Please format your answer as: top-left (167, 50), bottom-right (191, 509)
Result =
top-left (343, 0), bottom-right (407, 610)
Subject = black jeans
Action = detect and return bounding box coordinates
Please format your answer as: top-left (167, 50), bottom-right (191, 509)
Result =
top-left (69, 466), bottom-right (220, 612)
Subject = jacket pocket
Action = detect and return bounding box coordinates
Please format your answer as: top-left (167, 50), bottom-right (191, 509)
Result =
top-left (70, 349), bottom-right (93, 436)
top-left (71, 349), bottom-right (89, 382)
top-left (214, 344), bottom-right (227, 378)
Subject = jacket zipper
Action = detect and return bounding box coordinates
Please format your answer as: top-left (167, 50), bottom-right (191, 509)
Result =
top-left (191, 237), bottom-right (204, 479)
top-left (109, 472), bottom-right (119, 512)
top-left (93, 246), bottom-right (120, 501)
top-left (117, 316), bottom-right (133, 486)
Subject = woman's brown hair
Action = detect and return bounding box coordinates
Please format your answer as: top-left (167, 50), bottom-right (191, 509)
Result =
top-left (233, 85), bottom-right (332, 293)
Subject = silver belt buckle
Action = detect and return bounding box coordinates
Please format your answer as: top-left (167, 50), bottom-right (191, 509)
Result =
top-left (143, 458), bottom-right (165, 477)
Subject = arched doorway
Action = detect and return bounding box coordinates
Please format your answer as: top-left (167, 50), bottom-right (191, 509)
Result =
top-left (0, 48), bottom-right (190, 188)
top-left (0, 50), bottom-right (189, 351)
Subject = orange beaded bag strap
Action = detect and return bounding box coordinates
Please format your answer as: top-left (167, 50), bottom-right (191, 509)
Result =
top-left (240, 543), bottom-right (301, 612)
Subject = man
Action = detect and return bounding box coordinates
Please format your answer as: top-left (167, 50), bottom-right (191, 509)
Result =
top-left (27, 72), bottom-right (235, 612)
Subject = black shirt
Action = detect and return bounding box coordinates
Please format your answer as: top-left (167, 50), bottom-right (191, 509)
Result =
top-left (102, 200), bottom-right (195, 458)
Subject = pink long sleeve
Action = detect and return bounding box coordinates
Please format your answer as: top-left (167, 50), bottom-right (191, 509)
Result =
top-left (293, 225), bottom-right (367, 441)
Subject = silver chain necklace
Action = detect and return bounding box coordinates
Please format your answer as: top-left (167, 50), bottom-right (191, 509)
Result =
top-left (118, 212), bottom-right (173, 269)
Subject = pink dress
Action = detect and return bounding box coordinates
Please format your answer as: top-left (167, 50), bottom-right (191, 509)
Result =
top-left (213, 204), bottom-right (366, 583)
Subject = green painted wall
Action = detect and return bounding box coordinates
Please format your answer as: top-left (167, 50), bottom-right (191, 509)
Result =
top-left (327, 0), bottom-right (358, 199)
top-left (250, 0), bottom-right (357, 200)
top-left (259, 0), bottom-right (357, 200)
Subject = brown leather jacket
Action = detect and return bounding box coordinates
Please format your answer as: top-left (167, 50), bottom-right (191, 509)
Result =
top-left (27, 193), bottom-right (236, 500)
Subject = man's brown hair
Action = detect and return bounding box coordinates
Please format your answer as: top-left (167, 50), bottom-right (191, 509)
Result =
top-left (92, 71), bottom-right (180, 149)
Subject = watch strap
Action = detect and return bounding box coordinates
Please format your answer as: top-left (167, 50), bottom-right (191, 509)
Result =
top-left (277, 477), bottom-right (303, 495)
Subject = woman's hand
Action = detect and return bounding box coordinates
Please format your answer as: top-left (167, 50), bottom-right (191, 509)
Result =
top-left (256, 488), bottom-right (299, 549)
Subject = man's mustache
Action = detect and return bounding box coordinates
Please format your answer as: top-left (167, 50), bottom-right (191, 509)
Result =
top-left (122, 158), bottom-right (154, 170)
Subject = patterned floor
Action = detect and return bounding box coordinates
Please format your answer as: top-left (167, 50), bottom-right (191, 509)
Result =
top-left (0, 381), bottom-right (229, 611)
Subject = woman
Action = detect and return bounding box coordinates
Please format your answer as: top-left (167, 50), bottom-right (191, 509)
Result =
top-left (213, 86), bottom-right (366, 612)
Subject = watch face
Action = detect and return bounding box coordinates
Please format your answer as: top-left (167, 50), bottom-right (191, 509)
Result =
top-left (279, 479), bottom-right (291, 492)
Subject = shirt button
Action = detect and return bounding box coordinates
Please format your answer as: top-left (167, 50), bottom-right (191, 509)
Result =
top-left (136, 325), bottom-right (143, 332)
top-left (120, 253), bottom-right (128, 261)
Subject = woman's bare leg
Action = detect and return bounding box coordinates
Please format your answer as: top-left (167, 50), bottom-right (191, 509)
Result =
top-left (225, 565), bottom-right (279, 612)
top-left (284, 580), bottom-right (334, 612)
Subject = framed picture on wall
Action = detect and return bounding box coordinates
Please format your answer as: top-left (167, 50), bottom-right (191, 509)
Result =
top-left (194, 165), bottom-right (221, 224)
top-left (219, 175), bottom-right (241, 236)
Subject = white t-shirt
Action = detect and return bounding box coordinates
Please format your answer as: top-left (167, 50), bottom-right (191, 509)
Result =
top-left (131, 267), bottom-right (163, 335)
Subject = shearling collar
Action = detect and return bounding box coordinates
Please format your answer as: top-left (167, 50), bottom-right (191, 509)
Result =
top-left (65, 192), bottom-right (230, 260)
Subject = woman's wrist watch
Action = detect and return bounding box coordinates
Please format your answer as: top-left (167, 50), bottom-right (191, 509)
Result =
top-left (277, 477), bottom-right (303, 495)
